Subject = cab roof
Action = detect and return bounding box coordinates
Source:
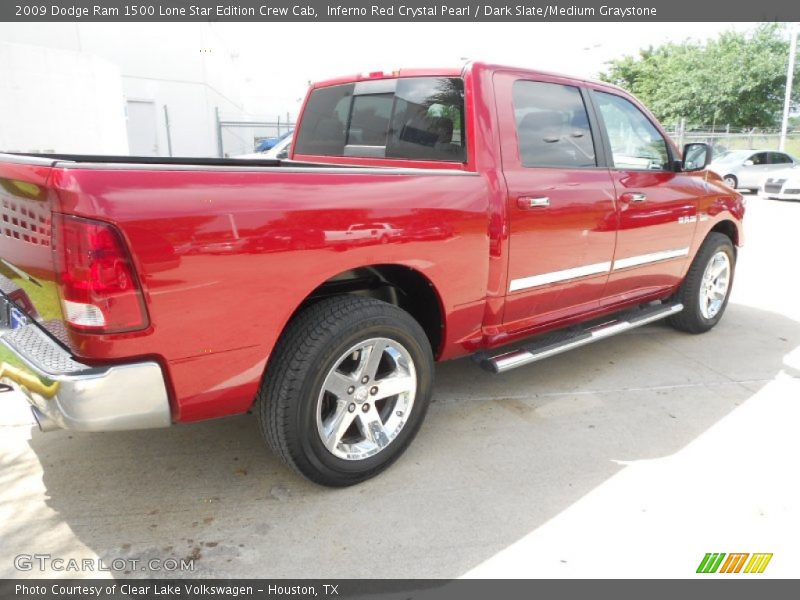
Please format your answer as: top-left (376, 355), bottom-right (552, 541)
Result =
top-left (309, 61), bottom-right (624, 93)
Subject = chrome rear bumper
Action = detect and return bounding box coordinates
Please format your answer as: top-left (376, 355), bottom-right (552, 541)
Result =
top-left (1, 291), bottom-right (171, 432)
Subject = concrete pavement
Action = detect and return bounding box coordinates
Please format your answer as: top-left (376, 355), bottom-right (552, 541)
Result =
top-left (1, 195), bottom-right (798, 578)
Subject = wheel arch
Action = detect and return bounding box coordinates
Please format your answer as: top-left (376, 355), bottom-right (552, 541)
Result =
top-left (709, 219), bottom-right (740, 248)
top-left (284, 264), bottom-right (446, 358)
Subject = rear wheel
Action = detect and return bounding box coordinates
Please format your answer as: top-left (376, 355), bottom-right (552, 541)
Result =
top-left (257, 296), bottom-right (434, 486)
top-left (668, 233), bottom-right (735, 333)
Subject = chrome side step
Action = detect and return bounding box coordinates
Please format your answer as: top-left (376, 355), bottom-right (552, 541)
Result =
top-left (481, 303), bottom-right (683, 374)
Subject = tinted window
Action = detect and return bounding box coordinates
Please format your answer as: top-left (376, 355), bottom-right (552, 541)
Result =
top-left (750, 152), bottom-right (768, 165)
top-left (512, 81), bottom-right (596, 168)
top-left (716, 150), bottom-right (751, 164)
top-left (387, 78), bottom-right (466, 161)
top-left (293, 84), bottom-right (352, 156)
top-left (595, 92), bottom-right (670, 170)
top-left (347, 94), bottom-right (393, 146)
top-left (769, 152), bottom-right (792, 164)
top-left (294, 77), bottom-right (466, 162)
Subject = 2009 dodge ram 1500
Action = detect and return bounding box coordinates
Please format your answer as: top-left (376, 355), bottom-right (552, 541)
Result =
top-left (0, 62), bottom-right (744, 486)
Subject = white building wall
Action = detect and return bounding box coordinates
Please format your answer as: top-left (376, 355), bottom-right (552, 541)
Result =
top-left (0, 23), bottom-right (248, 157)
top-left (0, 42), bottom-right (128, 154)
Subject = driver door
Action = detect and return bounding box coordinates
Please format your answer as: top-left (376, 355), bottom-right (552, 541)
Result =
top-left (589, 88), bottom-right (701, 304)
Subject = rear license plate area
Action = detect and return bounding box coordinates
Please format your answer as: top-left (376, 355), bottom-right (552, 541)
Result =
top-left (8, 305), bottom-right (28, 329)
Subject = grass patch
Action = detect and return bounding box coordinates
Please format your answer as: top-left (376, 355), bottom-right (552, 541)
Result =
top-left (17, 279), bottom-right (62, 322)
top-left (0, 344), bottom-right (28, 376)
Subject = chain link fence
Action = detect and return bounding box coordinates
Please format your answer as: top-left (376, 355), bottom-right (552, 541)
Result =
top-left (215, 109), bottom-right (296, 158)
top-left (665, 123), bottom-right (800, 157)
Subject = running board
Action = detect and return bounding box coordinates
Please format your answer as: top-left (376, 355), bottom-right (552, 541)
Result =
top-left (481, 303), bottom-right (684, 374)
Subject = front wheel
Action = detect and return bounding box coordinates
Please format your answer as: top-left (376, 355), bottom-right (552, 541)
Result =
top-left (668, 232), bottom-right (735, 333)
top-left (723, 175), bottom-right (738, 189)
top-left (256, 296), bottom-right (434, 487)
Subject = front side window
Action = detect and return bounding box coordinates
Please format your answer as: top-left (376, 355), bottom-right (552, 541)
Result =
top-left (594, 91), bottom-right (670, 171)
top-left (294, 77), bottom-right (466, 162)
top-left (750, 152), bottom-right (768, 165)
top-left (512, 81), bottom-right (596, 168)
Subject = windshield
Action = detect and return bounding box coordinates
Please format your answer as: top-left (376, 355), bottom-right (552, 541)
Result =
top-left (294, 77), bottom-right (467, 162)
top-left (713, 150), bottom-right (752, 163)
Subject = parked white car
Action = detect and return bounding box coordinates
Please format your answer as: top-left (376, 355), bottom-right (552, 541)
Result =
top-left (708, 149), bottom-right (797, 191)
top-left (323, 222), bottom-right (400, 245)
top-left (762, 165), bottom-right (800, 201)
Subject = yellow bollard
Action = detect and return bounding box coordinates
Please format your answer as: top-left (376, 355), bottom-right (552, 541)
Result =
top-left (0, 362), bottom-right (60, 399)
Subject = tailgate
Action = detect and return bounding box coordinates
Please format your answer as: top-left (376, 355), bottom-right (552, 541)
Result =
top-left (0, 156), bottom-right (68, 346)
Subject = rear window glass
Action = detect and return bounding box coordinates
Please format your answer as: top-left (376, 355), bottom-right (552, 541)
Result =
top-left (294, 77), bottom-right (466, 162)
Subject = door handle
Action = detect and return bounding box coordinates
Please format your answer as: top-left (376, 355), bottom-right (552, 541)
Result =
top-left (517, 196), bottom-right (550, 209)
top-left (620, 192), bottom-right (647, 203)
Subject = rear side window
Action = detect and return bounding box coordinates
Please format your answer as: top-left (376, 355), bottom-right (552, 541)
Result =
top-left (512, 81), bottom-right (596, 168)
top-left (294, 77), bottom-right (466, 162)
top-left (768, 152), bottom-right (792, 164)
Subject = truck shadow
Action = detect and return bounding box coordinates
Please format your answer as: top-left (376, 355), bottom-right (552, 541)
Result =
top-left (7, 302), bottom-right (799, 578)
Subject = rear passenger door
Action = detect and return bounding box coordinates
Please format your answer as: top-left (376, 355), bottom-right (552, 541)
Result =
top-left (589, 89), bottom-right (700, 305)
top-left (494, 72), bottom-right (618, 327)
top-left (768, 152), bottom-right (795, 171)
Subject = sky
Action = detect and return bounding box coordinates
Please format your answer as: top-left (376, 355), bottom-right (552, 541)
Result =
top-left (211, 22), bottom-right (759, 119)
top-left (0, 20), bottom-right (764, 122)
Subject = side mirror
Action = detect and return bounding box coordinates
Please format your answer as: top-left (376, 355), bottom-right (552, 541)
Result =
top-left (682, 143), bottom-right (711, 172)
top-left (743, 160), bottom-right (754, 166)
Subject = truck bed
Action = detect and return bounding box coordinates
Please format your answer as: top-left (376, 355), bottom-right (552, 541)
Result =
top-left (0, 151), bottom-right (489, 423)
top-left (5, 152), bottom-right (335, 169)
top-left (5, 153), bottom-right (471, 173)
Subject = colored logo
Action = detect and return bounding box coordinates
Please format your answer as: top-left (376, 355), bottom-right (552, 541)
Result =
top-left (697, 553), bottom-right (773, 574)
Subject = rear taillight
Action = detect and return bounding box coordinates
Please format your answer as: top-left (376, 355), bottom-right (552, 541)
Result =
top-left (52, 214), bottom-right (148, 333)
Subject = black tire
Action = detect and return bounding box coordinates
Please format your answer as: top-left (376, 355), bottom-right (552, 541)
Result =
top-left (668, 232), bottom-right (735, 333)
top-left (723, 174), bottom-right (738, 189)
top-left (256, 295), bottom-right (434, 487)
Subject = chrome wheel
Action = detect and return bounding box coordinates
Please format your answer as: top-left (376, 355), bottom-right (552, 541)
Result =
top-left (699, 250), bottom-right (731, 319)
top-left (316, 337), bottom-right (417, 461)
top-left (723, 176), bottom-right (737, 189)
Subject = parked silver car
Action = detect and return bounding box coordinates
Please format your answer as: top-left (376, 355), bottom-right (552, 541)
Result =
top-left (708, 149), bottom-right (797, 191)
top-left (762, 165), bottom-right (800, 201)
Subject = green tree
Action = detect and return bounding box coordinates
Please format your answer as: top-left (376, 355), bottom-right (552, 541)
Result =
top-left (600, 24), bottom-right (799, 129)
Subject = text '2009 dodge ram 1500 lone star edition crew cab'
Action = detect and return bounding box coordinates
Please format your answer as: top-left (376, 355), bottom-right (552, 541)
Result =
top-left (0, 62), bottom-right (744, 486)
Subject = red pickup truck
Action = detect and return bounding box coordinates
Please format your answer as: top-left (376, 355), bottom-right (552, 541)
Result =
top-left (0, 62), bottom-right (743, 486)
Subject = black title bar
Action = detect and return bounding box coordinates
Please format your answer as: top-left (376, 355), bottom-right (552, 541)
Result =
top-left (1, 0), bottom-right (799, 22)
top-left (2, 579), bottom-right (800, 600)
